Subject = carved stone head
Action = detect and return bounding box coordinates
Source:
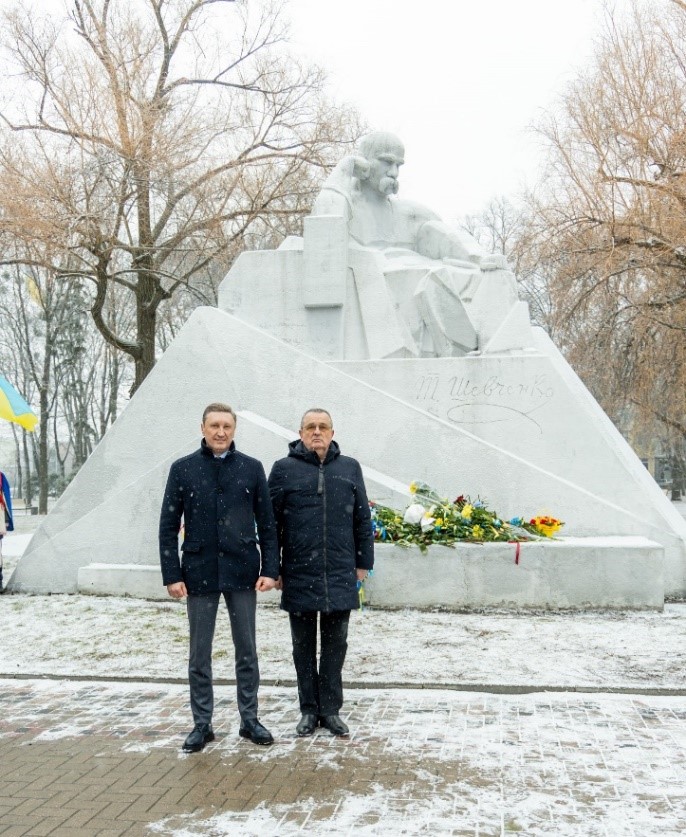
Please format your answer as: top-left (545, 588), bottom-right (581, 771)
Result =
top-left (357, 132), bottom-right (405, 197)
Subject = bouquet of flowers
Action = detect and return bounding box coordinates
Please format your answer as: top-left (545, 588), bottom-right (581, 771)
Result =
top-left (529, 515), bottom-right (564, 537)
top-left (369, 481), bottom-right (564, 551)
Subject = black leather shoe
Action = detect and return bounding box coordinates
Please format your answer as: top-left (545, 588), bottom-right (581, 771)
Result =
top-left (239, 718), bottom-right (274, 745)
top-left (182, 723), bottom-right (215, 752)
top-left (319, 714), bottom-right (349, 736)
top-left (296, 713), bottom-right (318, 736)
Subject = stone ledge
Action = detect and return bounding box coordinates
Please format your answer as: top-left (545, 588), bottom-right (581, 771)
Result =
top-left (365, 537), bottom-right (664, 611)
top-left (77, 536), bottom-right (664, 610)
top-left (78, 563), bottom-right (168, 600)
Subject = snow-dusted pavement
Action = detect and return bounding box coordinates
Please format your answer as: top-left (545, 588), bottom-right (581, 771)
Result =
top-left (1, 510), bottom-right (686, 834)
top-left (1, 678), bottom-right (685, 836)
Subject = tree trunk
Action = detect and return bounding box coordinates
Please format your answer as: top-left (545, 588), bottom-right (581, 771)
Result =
top-left (38, 382), bottom-right (49, 514)
top-left (132, 268), bottom-right (158, 395)
top-left (671, 452), bottom-right (685, 502)
top-left (109, 350), bottom-right (119, 425)
top-left (21, 431), bottom-right (32, 504)
top-left (11, 425), bottom-right (22, 499)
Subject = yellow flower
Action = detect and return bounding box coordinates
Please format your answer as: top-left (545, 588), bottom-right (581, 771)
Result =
top-left (435, 518), bottom-right (444, 526)
top-left (531, 514), bottom-right (563, 537)
top-left (461, 503), bottom-right (473, 520)
top-left (409, 481), bottom-right (418, 494)
top-left (472, 524), bottom-right (484, 539)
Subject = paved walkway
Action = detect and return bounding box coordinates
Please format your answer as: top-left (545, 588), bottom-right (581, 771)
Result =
top-left (1, 679), bottom-right (686, 836)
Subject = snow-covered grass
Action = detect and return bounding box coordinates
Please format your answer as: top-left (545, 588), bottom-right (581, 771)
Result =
top-left (2, 591), bottom-right (686, 689)
top-left (2, 506), bottom-right (686, 690)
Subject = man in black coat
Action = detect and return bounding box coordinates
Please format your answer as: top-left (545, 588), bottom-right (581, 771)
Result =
top-left (268, 408), bottom-right (374, 737)
top-left (159, 403), bottom-right (279, 750)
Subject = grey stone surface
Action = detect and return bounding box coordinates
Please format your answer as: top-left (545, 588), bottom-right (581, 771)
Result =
top-left (366, 537), bottom-right (665, 611)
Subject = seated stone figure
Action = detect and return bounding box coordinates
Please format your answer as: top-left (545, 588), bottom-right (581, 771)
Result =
top-left (219, 131), bottom-right (532, 360)
top-left (313, 131), bottom-right (502, 266)
top-left (308, 131), bottom-right (519, 358)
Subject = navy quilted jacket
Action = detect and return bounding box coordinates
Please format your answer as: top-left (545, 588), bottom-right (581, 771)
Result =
top-left (268, 440), bottom-right (374, 613)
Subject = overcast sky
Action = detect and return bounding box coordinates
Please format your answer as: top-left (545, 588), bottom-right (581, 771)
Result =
top-left (286, 0), bottom-right (629, 223)
top-left (0, 0), bottom-right (631, 224)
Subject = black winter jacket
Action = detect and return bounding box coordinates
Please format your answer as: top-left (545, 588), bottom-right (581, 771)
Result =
top-left (268, 439), bottom-right (374, 613)
top-left (159, 440), bottom-right (279, 594)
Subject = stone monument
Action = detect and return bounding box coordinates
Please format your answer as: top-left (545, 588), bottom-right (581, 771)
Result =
top-left (221, 131), bottom-right (530, 361)
top-left (9, 131), bottom-right (686, 607)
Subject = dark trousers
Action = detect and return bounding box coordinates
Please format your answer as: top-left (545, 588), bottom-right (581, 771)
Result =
top-left (187, 590), bottom-right (259, 725)
top-left (289, 610), bottom-right (350, 716)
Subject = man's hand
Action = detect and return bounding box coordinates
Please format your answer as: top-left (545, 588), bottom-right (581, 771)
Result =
top-left (167, 581), bottom-right (187, 599)
top-left (356, 569), bottom-right (369, 582)
top-left (351, 155), bottom-right (371, 180)
top-left (255, 576), bottom-right (277, 592)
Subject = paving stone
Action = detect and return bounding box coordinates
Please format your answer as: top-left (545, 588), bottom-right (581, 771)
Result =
top-left (1, 679), bottom-right (686, 834)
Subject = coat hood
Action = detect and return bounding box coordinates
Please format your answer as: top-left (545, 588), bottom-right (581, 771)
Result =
top-left (287, 438), bottom-right (341, 465)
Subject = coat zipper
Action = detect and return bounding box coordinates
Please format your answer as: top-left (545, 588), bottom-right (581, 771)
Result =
top-left (319, 462), bottom-right (329, 609)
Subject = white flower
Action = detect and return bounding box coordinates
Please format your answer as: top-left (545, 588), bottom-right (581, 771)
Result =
top-left (420, 515), bottom-right (436, 533)
top-left (403, 503), bottom-right (426, 526)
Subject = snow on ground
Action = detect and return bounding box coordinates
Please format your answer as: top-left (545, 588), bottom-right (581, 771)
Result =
top-left (1, 592), bottom-right (686, 688)
top-left (3, 508), bottom-right (686, 836)
top-left (1, 505), bottom-right (686, 689)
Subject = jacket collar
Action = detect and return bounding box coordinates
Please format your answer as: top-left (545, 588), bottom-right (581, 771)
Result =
top-left (200, 438), bottom-right (236, 459)
top-left (288, 438), bottom-right (340, 465)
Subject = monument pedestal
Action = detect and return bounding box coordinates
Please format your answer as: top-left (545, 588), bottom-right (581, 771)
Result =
top-left (76, 535), bottom-right (664, 611)
top-left (9, 307), bottom-right (686, 600)
top-left (365, 537), bottom-right (664, 611)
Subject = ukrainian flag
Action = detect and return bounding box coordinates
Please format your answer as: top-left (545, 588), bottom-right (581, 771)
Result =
top-left (0, 374), bottom-right (38, 432)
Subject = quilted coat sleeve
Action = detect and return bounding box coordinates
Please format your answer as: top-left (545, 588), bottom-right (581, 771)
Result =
top-left (267, 459), bottom-right (286, 561)
top-left (352, 461), bottom-right (374, 570)
top-left (253, 461), bottom-right (280, 579)
top-left (158, 462), bottom-right (184, 586)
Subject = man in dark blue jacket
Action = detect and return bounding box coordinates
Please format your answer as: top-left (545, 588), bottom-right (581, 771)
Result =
top-left (159, 403), bottom-right (279, 750)
top-left (268, 408), bottom-right (374, 737)
top-left (0, 470), bottom-right (13, 593)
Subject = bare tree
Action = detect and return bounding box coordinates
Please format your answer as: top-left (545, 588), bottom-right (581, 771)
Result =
top-left (524, 0), bottom-right (686, 485)
top-left (462, 196), bottom-right (555, 330)
top-left (0, 0), bottom-right (361, 392)
top-left (0, 265), bottom-right (127, 507)
top-left (0, 288), bottom-right (33, 502)
top-left (2, 267), bottom-right (79, 509)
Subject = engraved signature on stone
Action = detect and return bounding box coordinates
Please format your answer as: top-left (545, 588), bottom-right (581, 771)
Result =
top-left (414, 373), bottom-right (554, 431)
